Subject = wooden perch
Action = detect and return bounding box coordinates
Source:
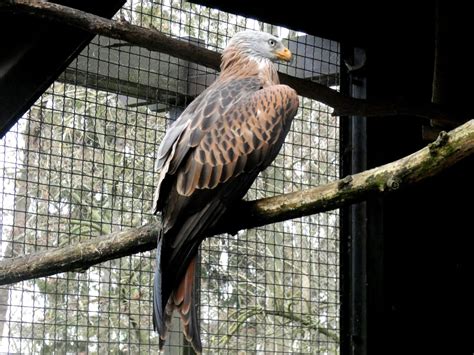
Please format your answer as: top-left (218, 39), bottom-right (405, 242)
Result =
top-left (1, 0), bottom-right (470, 123)
top-left (0, 119), bottom-right (473, 285)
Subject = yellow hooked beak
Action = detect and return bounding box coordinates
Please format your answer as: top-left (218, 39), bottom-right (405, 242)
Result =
top-left (275, 47), bottom-right (292, 62)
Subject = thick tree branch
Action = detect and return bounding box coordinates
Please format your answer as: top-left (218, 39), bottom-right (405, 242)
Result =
top-left (2, 0), bottom-right (470, 123)
top-left (0, 119), bottom-right (473, 285)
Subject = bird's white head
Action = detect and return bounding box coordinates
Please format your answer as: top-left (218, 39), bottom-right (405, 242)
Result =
top-left (225, 30), bottom-right (292, 63)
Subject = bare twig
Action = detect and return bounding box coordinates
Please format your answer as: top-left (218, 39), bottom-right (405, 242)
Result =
top-left (0, 119), bottom-right (473, 285)
top-left (1, 0), bottom-right (471, 123)
top-left (219, 306), bottom-right (339, 344)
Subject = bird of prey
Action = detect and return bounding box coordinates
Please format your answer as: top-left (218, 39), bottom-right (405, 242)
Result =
top-left (152, 30), bottom-right (299, 352)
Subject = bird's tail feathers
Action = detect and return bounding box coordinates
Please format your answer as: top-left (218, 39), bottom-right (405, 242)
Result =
top-left (174, 256), bottom-right (202, 353)
top-left (154, 240), bottom-right (202, 353)
top-left (153, 233), bottom-right (166, 336)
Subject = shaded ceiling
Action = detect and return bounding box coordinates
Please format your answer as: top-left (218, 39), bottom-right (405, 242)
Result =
top-left (0, 0), bottom-right (125, 137)
top-left (188, 1), bottom-right (436, 47)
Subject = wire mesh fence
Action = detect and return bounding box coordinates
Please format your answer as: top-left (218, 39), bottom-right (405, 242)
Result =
top-left (0, 1), bottom-right (340, 353)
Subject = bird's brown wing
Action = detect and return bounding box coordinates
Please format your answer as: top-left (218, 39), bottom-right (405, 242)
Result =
top-left (153, 79), bottom-right (299, 352)
top-left (153, 77), bottom-right (263, 215)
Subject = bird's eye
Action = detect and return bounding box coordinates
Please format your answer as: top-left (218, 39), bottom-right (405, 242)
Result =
top-left (268, 39), bottom-right (276, 47)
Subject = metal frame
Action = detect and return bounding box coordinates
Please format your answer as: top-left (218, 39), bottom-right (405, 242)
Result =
top-left (340, 45), bottom-right (369, 355)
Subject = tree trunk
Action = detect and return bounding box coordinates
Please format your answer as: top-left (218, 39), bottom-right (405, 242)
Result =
top-left (0, 106), bottom-right (43, 338)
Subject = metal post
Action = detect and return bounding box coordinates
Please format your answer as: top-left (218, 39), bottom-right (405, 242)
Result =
top-left (340, 46), bottom-right (368, 355)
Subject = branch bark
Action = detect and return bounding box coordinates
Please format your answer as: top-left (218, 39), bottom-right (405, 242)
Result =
top-left (0, 119), bottom-right (473, 285)
top-left (2, 0), bottom-right (471, 123)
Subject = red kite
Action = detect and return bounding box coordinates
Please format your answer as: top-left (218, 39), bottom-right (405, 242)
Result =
top-left (153, 30), bottom-right (299, 352)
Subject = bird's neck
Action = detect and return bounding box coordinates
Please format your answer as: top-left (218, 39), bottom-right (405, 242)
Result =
top-left (219, 49), bottom-right (279, 86)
